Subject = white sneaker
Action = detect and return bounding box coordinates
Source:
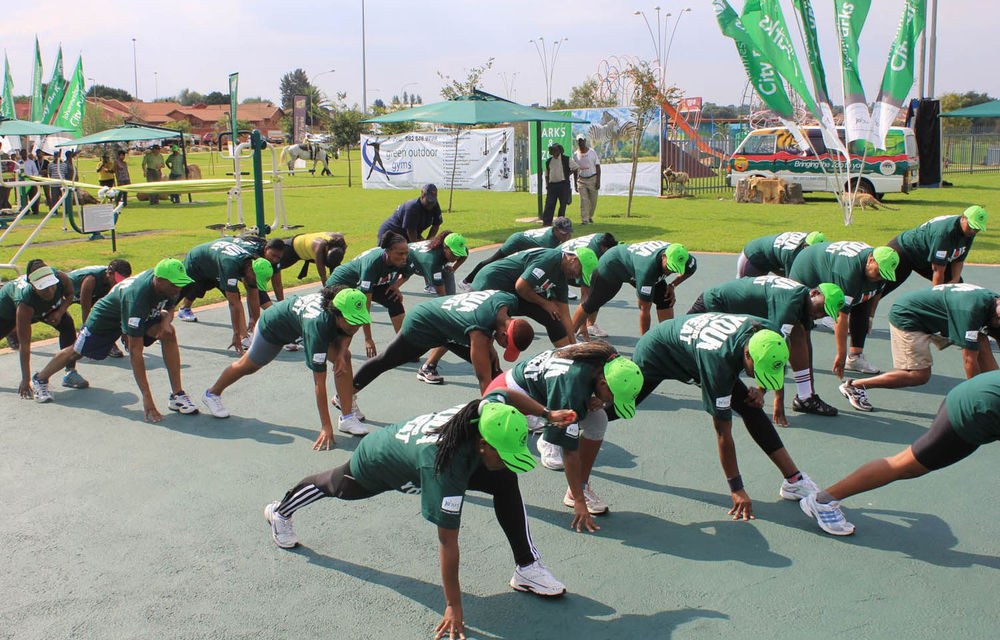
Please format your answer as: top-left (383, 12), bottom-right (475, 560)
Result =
top-left (525, 414), bottom-right (546, 434)
top-left (177, 307), bottom-right (197, 322)
top-left (845, 353), bottom-right (880, 374)
top-left (168, 390), bottom-right (199, 414)
top-left (424, 284), bottom-right (436, 293)
top-left (536, 436), bottom-right (564, 470)
top-left (264, 501), bottom-right (300, 548)
top-left (839, 381), bottom-right (874, 412)
top-left (587, 323), bottom-right (609, 338)
top-left (333, 394), bottom-right (365, 421)
top-left (32, 373), bottom-right (53, 403)
top-left (284, 337), bottom-right (303, 351)
top-left (567, 291), bottom-right (578, 300)
top-left (509, 560), bottom-right (566, 597)
top-left (458, 281), bottom-right (473, 292)
top-left (779, 472), bottom-right (819, 501)
top-left (800, 493), bottom-right (855, 536)
top-left (338, 414), bottom-right (370, 436)
top-left (202, 390), bottom-right (230, 418)
top-left (241, 332), bottom-right (252, 350)
top-left (816, 315), bottom-right (836, 330)
top-left (563, 483), bottom-right (609, 514)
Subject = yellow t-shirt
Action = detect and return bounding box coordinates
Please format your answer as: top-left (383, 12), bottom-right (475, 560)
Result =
top-left (292, 232), bottom-right (337, 261)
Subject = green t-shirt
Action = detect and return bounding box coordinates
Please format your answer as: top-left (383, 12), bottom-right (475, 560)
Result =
top-left (788, 241), bottom-right (881, 308)
top-left (632, 313), bottom-right (776, 421)
top-left (946, 370), bottom-right (1000, 445)
top-left (165, 152), bottom-right (184, 177)
top-left (402, 290), bottom-right (519, 352)
top-left (85, 269), bottom-right (177, 337)
top-left (888, 284), bottom-right (998, 350)
top-left (471, 248), bottom-right (568, 303)
top-left (407, 241), bottom-right (448, 285)
top-left (256, 293), bottom-right (345, 371)
top-left (350, 390), bottom-right (511, 529)
top-left (557, 233), bottom-right (605, 255)
top-left (0, 273), bottom-right (66, 323)
top-left (509, 349), bottom-right (600, 451)
top-left (701, 275), bottom-right (811, 336)
top-left (742, 232), bottom-right (812, 276)
top-left (69, 265), bottom-right (112, 304)
top-left (326, 247), bottom-right (414, 292)
top-left (896, 215), bottom-right (976, 268)
top-left (183, 240), bottom-right (254, 293)
top-left (500, 227), bottom-right (559, 255)
top-left (595, 241), bottom-right (672, 302)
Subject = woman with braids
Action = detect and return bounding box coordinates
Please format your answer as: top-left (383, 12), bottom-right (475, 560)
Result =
top-left (484, 341), bottom-right (644, 525)
top-left (408, 230), bottom-right (469, 296)
top-left (264, 390), bottom-right (577, 639)
top-left (200, 286), bottom-right (373, 448)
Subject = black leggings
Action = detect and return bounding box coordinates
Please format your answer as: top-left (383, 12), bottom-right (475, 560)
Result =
top-left (0, 312), bottom-right (77, 357)
top-left (463, 249), bottom-right (507, 284)
top-left (849, 300), bottom-right (871, 350)
top-left (625, 375), bottom-right (785, 455)
top-left (518, 299), bottom-right (568, 342)
top-left (911, 400), bottom-right (979, 470)
top-left (581, 271), bottom-right (673, 315)
top-left (277, 461), bottom-right (538, 567)
top-left (353, 332), bottom-right (427, 391)
top-left (371, 284), bottom-right (406, 318)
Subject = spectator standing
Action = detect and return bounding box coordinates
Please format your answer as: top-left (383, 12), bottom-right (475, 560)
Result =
top-left (377, 184), bottom-right (443, 243)
top-left (113, 149), bottom-right (131, 207)
top-left (165, 145), bottom-right (185, 204)
top-left (35, 150), bottom-right (52, 209)
top-left (573, 135), bottom-right (601, 225)
top-left (542, 144), bottom-right (577, 226)
top-left (96, 153), bottom-right (116, 190)
top-left (142, 144), bottom-right (165, 205)
top-left (20, 149), bottom-right (41, 214)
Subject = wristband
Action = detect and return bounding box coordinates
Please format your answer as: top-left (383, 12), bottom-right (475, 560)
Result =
top-left (727, 475), bottom-right (743, 493)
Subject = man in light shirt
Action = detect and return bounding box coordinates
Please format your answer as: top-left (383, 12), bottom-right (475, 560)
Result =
top-left (573, 134), bottom-right (601, 225)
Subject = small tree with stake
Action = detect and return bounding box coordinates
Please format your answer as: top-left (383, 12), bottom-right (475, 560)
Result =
top-left (330, 94), bottom-right (366, 188)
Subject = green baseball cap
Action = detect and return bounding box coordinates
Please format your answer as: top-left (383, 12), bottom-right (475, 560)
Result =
top-left (871, 246), bottom-right (899, 281)
top-left (806, 231), bottom-right (826, 245)
top-left (747, 330), bottom-right (789, 391)
top-left (477, 403), bottom-right (535, 473)
top-left (816, 283), bottom-right (846, 319)
top-left (572, 247), bottom-right (598, 286)
top-left (443, 233), bottom-right (468, 257)
top-left (964, 205), bottom-right (987, 231)
top-left (153, 258), bottom-right (194, 286)
top-left (603, 357), bottom-right (644, 419)
top-left (664, 243), bottom-right (689, 274)
top-left (252, 258), bottom-right (274, 291)
top-left (332, 287), bottom-right (372, 325)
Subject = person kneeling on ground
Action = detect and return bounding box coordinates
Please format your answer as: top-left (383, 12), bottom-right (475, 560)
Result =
top-left (30, 258), bottom-right (198, 422)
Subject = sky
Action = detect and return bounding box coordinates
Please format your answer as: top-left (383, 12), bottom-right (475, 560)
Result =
top-left (3, 0), bottom-right (997, 110)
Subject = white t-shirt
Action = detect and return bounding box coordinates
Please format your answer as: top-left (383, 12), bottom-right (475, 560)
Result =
top-left (574, 147), bottom-right (600, 177)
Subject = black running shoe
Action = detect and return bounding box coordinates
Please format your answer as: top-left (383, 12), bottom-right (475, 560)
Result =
top-left (792, 394), bottom-right (839, 416)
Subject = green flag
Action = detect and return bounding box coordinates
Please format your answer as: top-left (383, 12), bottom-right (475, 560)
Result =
top-left (833, 0), bottom-right (876, 144)
top-left (872, 0), bottom-right (926, 148)
top-left (40, 46), bottom-right (65, 124)
top-left (1, 54), bottom-right (14, 120)
top-left (53, 56), bottom-right (86, 135)
top-left (712, 0), bottom-right (808, 149)
top-left (792, 0), bottom-right (846, 155)
top-left (30, 37), bottom-right (44, 122)
top-left (229, 72), bottom-right (239, 150)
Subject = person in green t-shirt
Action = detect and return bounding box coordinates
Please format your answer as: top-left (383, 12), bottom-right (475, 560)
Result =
top-left (882, 206), bottom-right (986, 298)
top-left (201, 286), bottom-right (374, 447)
top-left (165, 145), bottom-right (184, 204)
top-left (176, 239), bottom-right (274, 354)
top-left (221, 234), bottom-right (288, 309)
top-left (788, 240), bottom-right (899, 377)
top-left (30, 259), bottom-right (199, 422)
top-left (483, 342), bottom-right (644, 527)
top-left (141, 144), bottom-right (165, 205)
top-left (409, 230), bottom-right (468, 296)
top-left (801, 370), bottom-right (1000, 537)
top-left (353, 289), bottom-right (535, 394)
top-left (471, 246), bottom-right (597, 348)
top-left (461, 217), bottom-right (574, 288)
top-left (689, 276), bottom-right (846, 424)
top-left (629, 313), bottom-right (819, 521)
top-left (263, 391), bottom-right (577, 637)
top-left (556, 231), bottom-right (619, 337)
top-left (571, 240), bottom-right (697, 339)
top-left (839, 283), bottom-right (1000, 412)
top-left (69, 260), bottom-right (133, 323)
top-left (737, 231), bottom-right (825, 277)
top-left (1, 260), bottom-right (80, 397)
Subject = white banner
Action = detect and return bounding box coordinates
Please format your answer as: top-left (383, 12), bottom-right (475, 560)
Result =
top-left (530, 161), bottom-right (661, 197)
top-left (361, 128), bottom-right (514, 192)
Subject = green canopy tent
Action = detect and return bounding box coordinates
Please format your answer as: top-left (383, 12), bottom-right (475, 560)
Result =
top-left (363, 90), bottom-right (587, 218)
top-left (0, 118), bottom-right (73, 136)
top-left (939, 100), bottom-right (1000, 118)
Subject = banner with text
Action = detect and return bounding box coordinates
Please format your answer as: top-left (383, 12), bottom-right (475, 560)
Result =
top-left (361, 128), bottom-right (514, 192)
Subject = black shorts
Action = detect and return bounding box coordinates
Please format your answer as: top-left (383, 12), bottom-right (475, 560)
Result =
top-left (517, 300), bottom-right (568, 342)
top-left (370, 284), bottom-right (405, 317)
top-left (581, 270), bottom-right (674, 314)
top-left (181, 278), bottom-right (218, 302)
top-left (911, 400), bottom-right (979, 470)
top-left (74, 326), bottom-right (156, 360)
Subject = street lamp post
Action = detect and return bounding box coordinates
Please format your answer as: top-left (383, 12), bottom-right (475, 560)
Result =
top-left (529, 37), bottom-right (567, 108)
top-left (154, 72), bottom-right (158, 101)
top-left (663, 8), bottom-right (691, 77)
top-left (131, 38), bottom-right (138, 101)
top-left (310, 69), bottom-right (335, 127)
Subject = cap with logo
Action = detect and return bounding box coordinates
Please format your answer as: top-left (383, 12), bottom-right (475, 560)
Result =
top-left (664, 243), bottom-right (690, 274)
top-left (27, 266), bottom-right (59, 290)
top-left (603, 356), bottom-right (644, 419)
top-left (871, 246), bottom-right (899, 281)
top-left (443, 233), bottom-right (468, 257)
top-left (153, 258), bottom-right (195, 286)
top-left (747, 330), bottom-right (789, 390)
top-left (963, 205), bottom-right (987, 231)
top-left (806, 231), bottom-right (826, 245)
top-left (477, 403), bottom-right (535, 473)
top-left (816, 282), bottom-right (846, 318)
top-left (333, 287), bottom-right (373, 325)
top-left (502, 318), bottom-right (534, 362)
top-left (251, 258), bottom-right (274, 291)
top-left (567, 247), bottom-right (598, 286)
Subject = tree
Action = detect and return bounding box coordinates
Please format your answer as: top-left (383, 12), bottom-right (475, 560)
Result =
top-left (373, 98), bottom-right (386, 110)
top-left (622, 62), bottom-right (680, 217)
top-left (80, 106), bottom-right (120, 136)
top-left (279, 68), bottom-right (312, 110)
top-left (330, 105), bottom-right (367, 187)
top-left (161, 120), bottom-right (192, 133)
top-left (567, 79), bottom-right (616, 109)
top-left (176, 88), bottom-right (206, 106)
top-left (203, 91), bottom-right (230, 105)
top-left (438, 58), bottom-right (495, 99)
top-left (241, 96), bottom-right (268, 104)
top-left (87, 84), bottom-right (134, 101)
top-left (940, 91), bottom-right (996, 132)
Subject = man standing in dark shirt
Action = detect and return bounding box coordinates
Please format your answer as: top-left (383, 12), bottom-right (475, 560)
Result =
top-left (377, 183), bottom-right (443, 243)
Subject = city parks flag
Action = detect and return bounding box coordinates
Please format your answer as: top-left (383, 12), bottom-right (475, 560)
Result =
top-left (40, 46), bottom-right (65, 124)
top-left (1, 54), bottom-right (13, 120)
top-left (871, 0), bottom-right (926, 149)
top-left (833, 0), bottom-right (878, 145)
top-left (792, 0), bottom-right (847, 156)
top-left (31, 37), bottom-right (44, 122)
top-left (53, 56), bottom-right (86, 135)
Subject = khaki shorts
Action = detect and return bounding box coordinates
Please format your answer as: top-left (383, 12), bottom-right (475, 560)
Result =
top-left (889, 324), bottom-right (951, 370)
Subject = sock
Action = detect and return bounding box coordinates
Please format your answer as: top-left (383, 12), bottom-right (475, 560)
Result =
top-left (785, 471), bottom-right (803, 483)
top-left (815, 490), bottom-right (835, 504)
top-left (793, 369), bottom-right (813, 398)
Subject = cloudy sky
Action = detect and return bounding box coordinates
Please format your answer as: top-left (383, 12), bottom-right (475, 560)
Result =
top-left (3, 0), bottom-right (995, 109)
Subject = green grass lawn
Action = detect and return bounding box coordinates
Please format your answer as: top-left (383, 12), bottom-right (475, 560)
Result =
top-left (4, 150), bottom-right (999, 343)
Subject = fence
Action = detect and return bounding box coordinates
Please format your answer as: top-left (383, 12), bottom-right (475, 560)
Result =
top-left (661, 133), bottom-right (737, 194)
top-left (942, 133), bottom-right (1000, 174)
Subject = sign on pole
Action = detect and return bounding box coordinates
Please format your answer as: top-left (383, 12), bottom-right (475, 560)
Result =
top-left (228, 73), bottom-right (239, 146)
top-left (293, 94), bottom-right (307, 144)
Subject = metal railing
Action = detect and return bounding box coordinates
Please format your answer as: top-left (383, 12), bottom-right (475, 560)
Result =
top-left (660, 134), bottom-right (736, 194)
top-left (942, 133), bottom-right (1000, 174)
